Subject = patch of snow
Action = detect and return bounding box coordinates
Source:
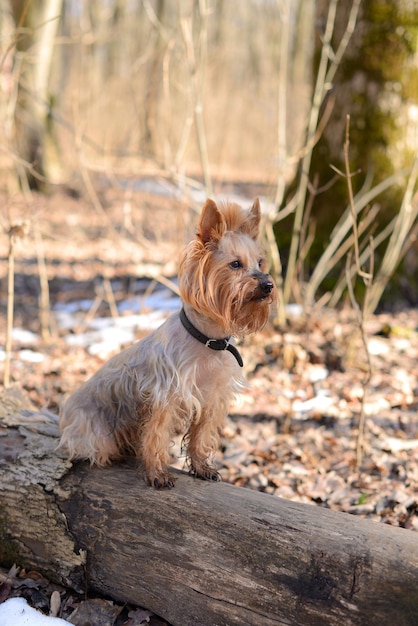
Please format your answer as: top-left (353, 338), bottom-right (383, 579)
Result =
top-left (292, 391), bottom-right (334, 417)
top-left (308, 365), bottom-right (329, 383)
top-left (62, 310), bottom-right (184, 357)
top-left (364, 396), bottom-right (391, 415)
top-left (66, 327), bottom-right (135, 356)
top-left (88, 335), bottom-right (136, 359)
top-left (367, 338), bottom-right (390, 355)
top-left (285, 303), bottom-right (304, 318)
top-left (12, 328), bottom-right (40, 345)
top-left (0, 598), bottom-right (71, 626)
top-left (87, 312), bottom-right (166, 332)
top-left (53, 311), bottom-right (79, 331)
top-left (18, 350), bottom-right (45, 363)
top-left (393, 337), bottom-right (411, 352)
top-left (50, 273), bottom-right (183, 357)
top-left (54, 299), bottom-right (95, 314)
top-left (0, 349), bottom-right (46, 363)
top-left (381, 437), bottom-right (418, 452)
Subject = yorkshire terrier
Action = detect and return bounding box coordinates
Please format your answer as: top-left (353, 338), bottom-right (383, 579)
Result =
top-left (59, 198), bottom-right (275, 488)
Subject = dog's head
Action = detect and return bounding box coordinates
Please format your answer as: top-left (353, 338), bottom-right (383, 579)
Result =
top-left (178, 198), bottom-right (275, 335)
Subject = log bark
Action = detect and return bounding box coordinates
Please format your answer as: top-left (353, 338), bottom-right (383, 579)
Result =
top-left (1, 392), bottom-right (418, 626)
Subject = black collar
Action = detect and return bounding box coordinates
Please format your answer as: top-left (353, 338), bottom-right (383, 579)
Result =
top-left (179, 308), bottom-right (243, 367)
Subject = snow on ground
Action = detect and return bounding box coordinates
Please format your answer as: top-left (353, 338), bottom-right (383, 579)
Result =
top-left (0, 598), bottom-right (71, 626)
top-left (54, 286), bottom-right (182, 358)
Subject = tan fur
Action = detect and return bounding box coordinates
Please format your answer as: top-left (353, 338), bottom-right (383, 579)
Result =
top-left (58, 198), bottom-right (275, 488)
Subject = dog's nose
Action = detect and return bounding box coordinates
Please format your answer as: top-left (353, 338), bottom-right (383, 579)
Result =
top-left (260, 279), bottom-right (274, 295)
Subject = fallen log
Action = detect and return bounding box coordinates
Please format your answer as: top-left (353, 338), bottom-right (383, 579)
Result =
top-left (1, 392), bottom-right (418, 626)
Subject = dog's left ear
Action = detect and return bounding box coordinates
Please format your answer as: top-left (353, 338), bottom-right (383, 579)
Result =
top-left (198, 198), bottom-right (224, 244)
top-left (244, 198), bottom-right (261, 240)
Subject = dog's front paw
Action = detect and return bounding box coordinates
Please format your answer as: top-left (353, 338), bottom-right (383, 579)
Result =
top-left (190, 465), bottom-right (221, 482)
top-left (146, 471), bottom-right (176, 489)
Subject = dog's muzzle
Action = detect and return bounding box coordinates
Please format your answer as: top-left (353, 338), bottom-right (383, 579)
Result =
top-left (252, 272), bottom-right (274, 301)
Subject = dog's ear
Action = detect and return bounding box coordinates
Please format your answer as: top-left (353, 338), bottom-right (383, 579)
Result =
top-left (198, 199), bottom-right (224, 243)
top-left (243, 198), bottom-right (261, 240)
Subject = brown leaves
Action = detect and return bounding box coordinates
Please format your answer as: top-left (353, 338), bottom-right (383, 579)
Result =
top-left (222, 308), bottom-right (418, 530)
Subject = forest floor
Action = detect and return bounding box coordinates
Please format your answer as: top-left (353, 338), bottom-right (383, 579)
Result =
top-left (1, 186), bottom-right (418, 625)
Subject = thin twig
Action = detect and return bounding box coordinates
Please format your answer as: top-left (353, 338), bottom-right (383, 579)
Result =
top-left (4, 234), bottom-right (15, 388)
top-left (3, 221), bottom-right (28, 387)
top-left (103, 277), bottom-right (119, 319)
top-left (345, 251), bottom-right (373, 467)
top-left (343, 119), bottom-right (374, 468)
top-left (33, 221), bottom-right (52, 342)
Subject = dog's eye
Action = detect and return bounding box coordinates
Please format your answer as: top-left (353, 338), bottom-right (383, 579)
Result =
top-left (230, 260), bottom-right (242, 270)
top-left (258, 259), bottom-right (264, 269)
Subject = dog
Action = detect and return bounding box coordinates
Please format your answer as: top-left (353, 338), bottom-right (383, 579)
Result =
top-left (59, 198), bottom-right (275, 488)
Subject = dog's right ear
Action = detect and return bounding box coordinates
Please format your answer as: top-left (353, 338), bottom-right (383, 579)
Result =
top-left (198, 199), bottom-right (224, 244)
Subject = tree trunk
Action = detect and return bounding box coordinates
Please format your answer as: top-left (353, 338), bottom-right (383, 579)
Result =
top-left (313, 0), bottom-right (418, 183)
top-left (1, 391), bottom-right (418, 626)
top-left (9, 0), bottom-right (64, 189)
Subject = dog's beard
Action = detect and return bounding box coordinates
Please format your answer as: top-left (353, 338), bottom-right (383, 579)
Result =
top-left (228, 286), bottom-right (273, 335)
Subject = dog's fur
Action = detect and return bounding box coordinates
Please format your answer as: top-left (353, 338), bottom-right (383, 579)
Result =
top-left (59, 198), bottom-right (275, 488)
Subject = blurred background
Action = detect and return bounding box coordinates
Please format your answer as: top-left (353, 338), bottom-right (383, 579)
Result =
top-left (2, 0), bottom-right (315, 189)
top-left (1, 0), bottom-right (418, 325)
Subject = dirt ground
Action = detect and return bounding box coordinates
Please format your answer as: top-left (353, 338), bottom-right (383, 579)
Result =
top-left (1, 187), bottom-right (418, 625)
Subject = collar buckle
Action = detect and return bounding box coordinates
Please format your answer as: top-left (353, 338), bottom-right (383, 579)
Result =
top-left (206, 338), bottom-right (230, 350)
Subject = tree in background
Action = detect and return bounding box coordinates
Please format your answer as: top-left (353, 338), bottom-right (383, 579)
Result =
top-left (314, 0), bottom-right (417, 190)
top-left (271, 0), bottom-right (418, 470)
top-left (279, 0), bottom-right (418, 308)
top-left (8, 0), bottom-right (63, 190)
